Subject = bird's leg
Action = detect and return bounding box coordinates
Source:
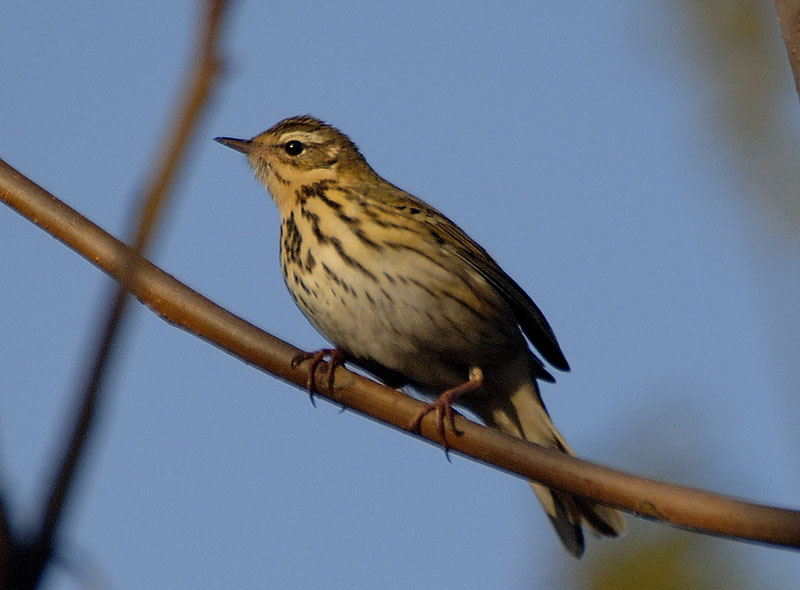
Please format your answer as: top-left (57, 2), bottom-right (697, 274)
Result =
top-left (291, 347), bottom-right (348, 405)
top-left (408, 367), bottom-right (484, 452)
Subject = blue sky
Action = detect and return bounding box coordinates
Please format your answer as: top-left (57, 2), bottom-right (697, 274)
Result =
top-left (2, 2), bottom-right (799, 588)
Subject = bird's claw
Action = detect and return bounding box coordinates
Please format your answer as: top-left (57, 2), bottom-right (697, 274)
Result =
top-left (408, 397), bottom-right (462, 459)
top-left (291, 348), bottom-right (347, 406)
top-left (407, 367), bottom-right (484, 458)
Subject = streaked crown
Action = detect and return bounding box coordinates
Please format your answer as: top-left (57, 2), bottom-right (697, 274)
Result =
top-left (216, 115), bottom-right (373, 212)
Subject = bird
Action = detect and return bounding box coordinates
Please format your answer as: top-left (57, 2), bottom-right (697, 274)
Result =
top-left (215, 115), bottom-right (625, 556)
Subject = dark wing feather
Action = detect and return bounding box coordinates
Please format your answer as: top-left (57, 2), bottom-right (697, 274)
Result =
top-left (432, 214), bottom-right (570, 373)
top-left (363, 182), bottom-right (570, 373)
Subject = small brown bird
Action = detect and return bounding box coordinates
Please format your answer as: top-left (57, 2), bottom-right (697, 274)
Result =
top-left (215, 115), bottom-right (624, 556)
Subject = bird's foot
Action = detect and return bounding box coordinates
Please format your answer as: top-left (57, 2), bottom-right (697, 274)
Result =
top-left (407, 367), bottom-right (484, 456)
top-left (291, 348), bottom-right (348, 406)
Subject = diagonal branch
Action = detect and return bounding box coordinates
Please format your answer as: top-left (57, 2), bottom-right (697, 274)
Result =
top-left (2, 159), bottom-right (800, 551)
top-left (3, 2), bottom-right (232, 588)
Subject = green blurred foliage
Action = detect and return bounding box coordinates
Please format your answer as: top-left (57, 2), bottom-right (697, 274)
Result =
top-left (589, 534), bottom-right (748, 590)
top-left (563, 3), bottom-right (799, 588)
top-left (677, 0), bottom-right (800, 234)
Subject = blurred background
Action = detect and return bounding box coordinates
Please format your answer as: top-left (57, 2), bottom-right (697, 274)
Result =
top-left (2, 2), bottom-right (799, 588)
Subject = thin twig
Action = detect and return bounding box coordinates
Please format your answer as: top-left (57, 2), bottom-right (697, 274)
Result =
top-left (2, 159), bottom-right (799, 551)
top-left (1, 2), bottom-right (232, 588)
top-left (0, 490), bottom-right (9, 589)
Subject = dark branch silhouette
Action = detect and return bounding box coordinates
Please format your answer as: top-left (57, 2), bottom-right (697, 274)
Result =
top-left (0, 2), bottom-right (232, 587)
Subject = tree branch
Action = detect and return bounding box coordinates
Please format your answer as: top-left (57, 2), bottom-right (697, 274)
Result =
top-left (2, 2), bottom-right (232, 588)
top-left (2, 159), bottom-right (799, 551)
top-left (774, 0), bottom-right (800, 99)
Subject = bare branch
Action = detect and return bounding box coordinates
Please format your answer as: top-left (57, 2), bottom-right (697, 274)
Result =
top-left (0, 491), bottom-right (9, 589)
top-left (774, 0), bottom-right (800, 99)
top-left (2, 159), bottom-right (799, 551)
top-left (2, 2), bottom-right (233, 588)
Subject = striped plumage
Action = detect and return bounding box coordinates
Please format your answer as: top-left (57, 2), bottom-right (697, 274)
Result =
top-left (215, 115), bottom-right (624, 556)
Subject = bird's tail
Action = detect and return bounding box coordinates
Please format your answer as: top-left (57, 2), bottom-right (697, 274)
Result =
top-left (468, 363), bottom-right (625, 557)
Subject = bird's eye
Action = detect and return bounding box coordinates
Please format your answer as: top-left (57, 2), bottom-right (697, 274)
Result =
top-left (284, 140), bottom-right (304, 156)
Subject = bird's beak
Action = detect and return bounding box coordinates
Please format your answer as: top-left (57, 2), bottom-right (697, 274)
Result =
top-left (214, 136), bottom-right (252, 154)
